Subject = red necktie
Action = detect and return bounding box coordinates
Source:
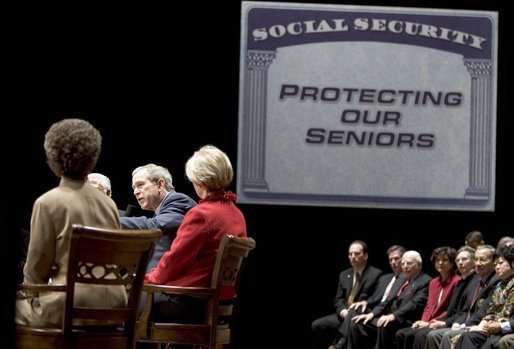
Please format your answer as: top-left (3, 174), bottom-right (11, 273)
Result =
top-left (397, 279), bottom-right (410, 297)
top-left (466, 282), bottom-right (483, 320)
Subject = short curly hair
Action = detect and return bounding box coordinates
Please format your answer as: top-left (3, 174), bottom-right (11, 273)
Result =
top-left (44, 118), bottom-right (102, 179)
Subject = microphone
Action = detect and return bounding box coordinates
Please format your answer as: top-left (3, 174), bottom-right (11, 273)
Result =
top-left (124, 204), bottom-right (137, 217)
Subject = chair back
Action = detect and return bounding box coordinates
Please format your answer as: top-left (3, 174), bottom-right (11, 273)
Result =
top-left (137, 234), bottom-right (256, 349)
top-left (209, 235), bottom-right (255, 343)
top-left (16, 224), bottom-right (162, 349)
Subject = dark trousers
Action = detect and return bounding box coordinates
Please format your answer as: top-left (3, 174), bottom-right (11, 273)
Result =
top-left (151, 293), bottom-right (207, 323)
top-left (455, 331), bottom-right (503, 349)
top-left (336, 307), bottom-right (367, 348)
top-left (311, 313), bottom-right (341, 349)
top-left (412, 326), bottom-right (432, 349)
top-left (137, 294), bottom-right (207, 349)
top-left (396, 326), bottom-right (427, 349)
top-left (349, 317), bottom-right (405, 349)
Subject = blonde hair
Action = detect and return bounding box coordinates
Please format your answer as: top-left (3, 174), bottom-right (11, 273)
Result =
top-left (185, 145), bottom-right (233, 191)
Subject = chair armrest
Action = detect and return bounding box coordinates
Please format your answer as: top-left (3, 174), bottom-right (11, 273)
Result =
top-left (18, 283), bottom-right (66, 292)
top-left (142, 283), bottom-right (215, 297)
top-left (17, 283), bottom-right (66, 300)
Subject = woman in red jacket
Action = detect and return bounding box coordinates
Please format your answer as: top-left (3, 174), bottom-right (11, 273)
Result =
top-left (145, 144), bottom-right (247, 324)
top-left (396, 246), bottom-right (461, 349)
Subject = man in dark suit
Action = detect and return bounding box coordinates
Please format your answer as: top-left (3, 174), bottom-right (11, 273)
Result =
top-left (349, 250), bottom-right (431, 349)
top-left (120, 163), bottom-right (197, 271)
top-left (311, 240), bottom-right (383, 349)
top-left (453, 245), bottom-right (514, 349)
top-left (327, 245), bottom-right (406, 349)
top-left (426, 245), bottom-right (500, 349)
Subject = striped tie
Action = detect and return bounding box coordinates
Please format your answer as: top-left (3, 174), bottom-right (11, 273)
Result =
top-left (347, 272), bottom-right (361, 305)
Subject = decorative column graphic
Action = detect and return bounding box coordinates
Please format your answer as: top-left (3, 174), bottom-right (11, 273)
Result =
top-left (242, 50), bottom-right (275, 192)
top-left (465, 59), bottom-right (493, 199)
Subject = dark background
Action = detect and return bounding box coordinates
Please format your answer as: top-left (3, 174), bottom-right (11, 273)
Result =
top-left (6, 1), bottom-right (508, 348)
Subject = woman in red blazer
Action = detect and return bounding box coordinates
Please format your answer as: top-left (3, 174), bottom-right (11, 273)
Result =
top-left (145, 144), bottom-right (247, 323)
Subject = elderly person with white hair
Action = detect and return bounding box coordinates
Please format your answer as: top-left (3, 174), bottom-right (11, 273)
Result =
top-left (349, 250), bottom-right (432, 349)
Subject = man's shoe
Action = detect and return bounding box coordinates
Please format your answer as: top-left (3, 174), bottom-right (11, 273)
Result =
top-left (328, 338), bottom-right (346, 349)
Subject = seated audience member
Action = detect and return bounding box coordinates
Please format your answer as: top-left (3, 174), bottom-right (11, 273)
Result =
top-left (411, 245), bottom-right (477, 349)
top-left (454, 245), bottom-right (514, 349)
top-left (120, 163), bottom-right (196, 271)
top-left (350, 250), bottom-right (431, 349)
top-left (429, 245), bottom-right (500, 349)
top-left (396, 246), bottom-right (461, 349)
top-left (88, 172), bottom-right (113, 197)
top-left (144, 145), bottom-right (247, 324)
top-left (311, 240), bottom-right (383, 349)
top-left (15, 118), bottom-right (125, 327)
top-left (497, 235), bottom-right (514, 249)
top-left (327, 245), bottom-right (405, 349)
top-left (465, 230), bottom-right (485, 249)
top-left (88, 172), bottom-right (130, 216)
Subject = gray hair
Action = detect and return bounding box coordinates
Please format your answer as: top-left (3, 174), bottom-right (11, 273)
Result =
top-left (132, 163), bottom-right (174, 191)
top-left (88, 172), bottom-right (112, 196)
top-left (402, 250), bottom-right (422, 265)
top-left (476, 244), bottom-right (496, 258)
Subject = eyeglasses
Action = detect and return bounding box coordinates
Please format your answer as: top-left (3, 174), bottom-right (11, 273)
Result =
top-left (474, 257), bottom-right (491, 263)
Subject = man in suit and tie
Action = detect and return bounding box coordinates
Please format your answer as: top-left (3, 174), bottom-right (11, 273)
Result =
top-left (120, 164), bottom-right (197, 272)
top-left (327, 245), bottom-right (406, 349)
top-left (425, 245), bottom-right (500, 349)
top-left (453, 244), bottom-right (514, 349)
top-left (349, 250), bottom-right (432, 349)
top-left (311, 240), bottom-right (383, 349)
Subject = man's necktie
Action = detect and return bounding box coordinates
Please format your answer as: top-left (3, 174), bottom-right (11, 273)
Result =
top-left (397, 279), bottom-right (410, 297)
top-left (347, 272), bottom-right (361, 305)
top-left (466, 281), bottom-right (484, 320)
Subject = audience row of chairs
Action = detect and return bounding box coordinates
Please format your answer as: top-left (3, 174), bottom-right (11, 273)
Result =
top-left (15, 224), bottom-right (256, 349)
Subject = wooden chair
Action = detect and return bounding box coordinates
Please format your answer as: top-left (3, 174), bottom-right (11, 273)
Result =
top-left (137, 234), bottom-right (256, 349)
top-left (15, 224), bottom-right (162, 349)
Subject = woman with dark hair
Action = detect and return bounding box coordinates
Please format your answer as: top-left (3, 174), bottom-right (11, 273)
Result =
top-left (15, 118), bottom-right (125, 327)
top-left (396, 246), bottom-right (461, 349)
